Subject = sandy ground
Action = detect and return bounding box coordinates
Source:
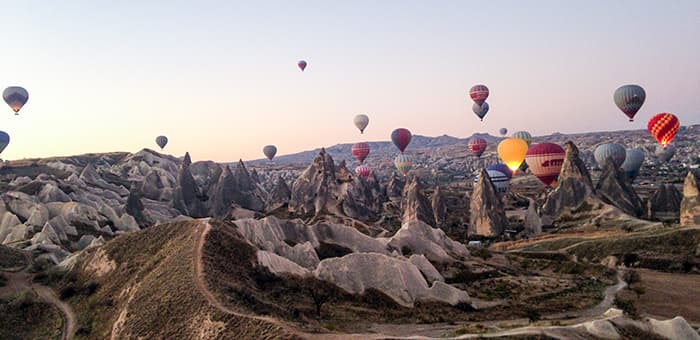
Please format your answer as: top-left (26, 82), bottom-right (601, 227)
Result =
top-left (635, 269), bottom-right (700, 324)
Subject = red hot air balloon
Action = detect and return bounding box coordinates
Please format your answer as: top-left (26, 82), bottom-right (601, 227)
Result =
top-left (468, 137), bottom-right (487, 157)
top-left (351, 142), bottom-right (370, 163)
top-left (648, 113), bottom-right (680, 148)
top-left (525, 142), bottom-right (565, 186)
top-left (297, 60), bottom-right (307, 71)
top-left (391, 128), bottom-right (412, 153)
top-left (469, 85), bottom-right (489, 105)
top-left (355, 164), bottom-right (371, 178)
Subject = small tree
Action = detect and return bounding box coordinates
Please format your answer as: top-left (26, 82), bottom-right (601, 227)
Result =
top-left (303, 277), bottom-right (334, 319)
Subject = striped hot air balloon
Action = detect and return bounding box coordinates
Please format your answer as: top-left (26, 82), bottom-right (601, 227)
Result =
top-left (487, 163), bottom-right (513, 179)
top-left (655, 144), bottom-right (676, 163)
top-left (0, 131), bottom-right (9, 155)
top-left (391, 128), bottom-right (412, 153)
top-left (621, 148), bottom-right (644, 180)
top-left (512, 131), bottom-right (532, 146)
top-left (351, 142), bottom-right (370, 163)
top-left (525, 143), bottom-right (565, 186)
top-left (499, 128), bottom-right (508, 137)
top-left (472, 102), bottom-right (489, 121)
top-left (594, 143), bottom-right (626, 168)
top-left (614, 85), bottom-right (646, 122)
top-left (3, 86), bottom-right (28, 114)
top-left (355, 164), bottom-right (371, 178)
top-left (394, 154), bottom-right (412, 176)
top-left (474, 169), bottom-right (510, 195)
top-left (469, 85), bottom-right (489, 105)
top-left (263, 145), bottom-right (277, 160)
top-left (155, 135), bottom-right (168, 150)
top-left (648, 113), bottom-right (680, 148)
top-left (468, 137), bottom-right (487, 157)
top-left (498, 138), bottom-right (529, 173)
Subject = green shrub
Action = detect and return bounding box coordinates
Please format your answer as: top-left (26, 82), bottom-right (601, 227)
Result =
top-left (623, 270), bottom-right (641, 285)
top-left (614, 297), bottom-right (638, 318)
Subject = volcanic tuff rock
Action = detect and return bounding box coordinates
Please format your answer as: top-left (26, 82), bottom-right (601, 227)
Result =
top-left (524, 198), bottom-right (543, 235)
top-left (386, 172), bottom-right (405, 200)
top-left (402, 176), bottom-right (435, 226)
top-left (172, 153), bottom-right (208, 217)
top-left (681, 169), bottom-right (700, 226)
top-left (267, 176), bottom-right (291, 211)
top-left (209, 165), bottom-right (237, 218)
top-left (469, 168), bottom-right (508, 237)
top-left (541, 141), bottom-right (596, 221)
top-left (648, 184), bottom-right (682, 222)
top-left (432, 186), bottom-right (448, 228)
top-left (596, 157), bottom-right (644, 217)
top-left (385, 220), bottom-right (469, 262)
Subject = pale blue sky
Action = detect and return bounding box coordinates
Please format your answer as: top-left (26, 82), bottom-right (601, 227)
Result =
top-left (0, 1), bottom-right (698, 161)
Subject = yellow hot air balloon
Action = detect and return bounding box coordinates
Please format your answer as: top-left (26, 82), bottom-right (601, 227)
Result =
top-left (498, 138), bottom-right (529, 173)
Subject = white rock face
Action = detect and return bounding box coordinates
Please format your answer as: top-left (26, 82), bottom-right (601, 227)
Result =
top-left (384, 220), bottom-right (469, 262)
top-left (408, 254), bottom-right (444, 284)
top-left (314, 253), bottom-right (470, 308)
top-left (576, 320), bottom-right (620, 339)
top-left (649, 316), bottom-right (700, 340)
top-left (256, 250), bottom-right (310, 277)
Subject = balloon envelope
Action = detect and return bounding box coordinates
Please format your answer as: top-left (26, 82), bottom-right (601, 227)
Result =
top-left (263, 145), bottom-right (277, 160)
top-left (297, 60), bottom-right (307, 71)
top-left (498, 138), bottom-right (529, 172)
top-left (468, 137), bottom-right (487, 157)
top-left (499, 128), bottom-right (508, 136)
top-left (474, 169), bottom-right (510, 195)
top-left (621, 148), bottom-right (645, 180)
top-left (353, 114), bottom-right (369, 133)
top-left (351, 142), bottom-right (370, 163)
top-left (155, 135), bottom-right (168, 150)
top-left (512, 131), bottom-right (532, 146)
top-left (487, 163), bottom-right (513, 179)
top-left (355, 164), bottom-right (371, 178)
top-left (472, 102), bottom-right (489, 121)
top-left (391, 128), bottom-right (412, 153)
top-left (394, 154), bottom-right (412, 176)
top-left (655, 144), bottom-right (676, 163)
top-left (526, 143), bottom-right (565, 186)
top-left (3, 86), bottom-right (29, 114)
top-left (469, 85), bottom-right (489, 105)
top-left (614, 85), bottom-right (645, 121)
top-left (648, 113), bottom-right (680, 148)
top-left (0, 131), bottom-right (9, 154)
top-left (594, 143), bottom-right (626, 168)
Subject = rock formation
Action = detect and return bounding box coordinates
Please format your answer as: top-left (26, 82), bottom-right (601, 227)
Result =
top-left (267, 176), bottom-right (291, 211)
top-left (172, 153), bottom-right (207, 217)
top-left (648, 184), bottom-right (682, 222)
top-left (541, 141), bottom-right (595, 221)
top-left (681, 169), bottom-right (700, 226)
top-left (469, 168), bottom-right (507, 237)
top-left (402, 176), bottom-right (435, 226)
top-left (524, 198), bottom-right (543, 235)
top-left (432, 186), bottom-right (448, 228)
top-left (386, 173), bottom-right (405, 200)
top-left (596, 157), bottom-right (644, 217)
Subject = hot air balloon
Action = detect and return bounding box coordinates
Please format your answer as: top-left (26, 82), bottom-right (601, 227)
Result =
top-left (469, 85), bottom-right (489, 105)
top-left (487, 163), bottom-right (513, 179)
top-left (525, 143), bottom-right (565, 186)
top-left (263, 145), bottom-right (277, 160)
top-left (353, 114), bottom-right (369, 134)
top-left (155, 135), bottom-right (168, 150)
top-left (594, 143), bottom-right (626, 168)
top-left (655, 144), bottom-right (676, 163)
top-left (351, 142), bottom-right (370, 163)
top-left (468, 137), bottom-right (487, 157)
top-left (498, 138), bottom-right (529, 173)
top-left (3, 87), bottom-right (29, 114)
top-left (621, 148), bottom-right (645, 180)
top-left (499, 128), bottom-right (508, 137)
top-left (297, 60), bottom-right (307, 71)
top-left (474, 169), bottom-right (510, 195)
top-left (472, 102), bottom-right (489, 121)
top-left (512, 131), bottom-right (532, 146)
top-left (394, 154), bottom-right (412, 176)
top-left (648, 113), bottom-right (680, 148)
top-left (391, 128), bottom-right (412, 153)
top-left (0, 131), bottom-right (9, 155)
top-left (614, 85), bottom-right (646, 122)
top-left (355, 164), bottom-right (371, 178)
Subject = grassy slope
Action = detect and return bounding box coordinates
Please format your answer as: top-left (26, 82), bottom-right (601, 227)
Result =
top-left (0, 290), bottom-right (63, 340)
top-left (0, 245), bottom-right (27, 270)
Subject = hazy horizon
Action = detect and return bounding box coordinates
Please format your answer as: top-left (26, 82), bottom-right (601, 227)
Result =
top-left (1, 1), bottom-right (698, 162)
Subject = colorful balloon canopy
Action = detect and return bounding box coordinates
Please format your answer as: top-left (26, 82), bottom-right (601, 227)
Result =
top-left (499, 128), bottom-right (508, 137)
top-left (469, 84), bottom-right (489, 106)
top-left (155, 135), bottom-right (168, 150)
top-left (614, 85), bottom-right (646, 122)
top-left (498, 138), bottom-right (529, 172)
top-left (621, 148), bottom-right (645, 180)
top-left (474, 169), bottom-right (510, 195)
top-left (394, 154), bottom-right (412, 176)
top-left (355, 164), bottom-right (371, 178)
top-left (297, 60), bottom-right (307, 71)
top-left (472, 102), bottom-right (489, 121)
top-left (655, 144), bottom-right (676, 163)
top-left (263, 145), bottom-right (277, 160)
top-left (351, 142), bottom-right (370, 163)
top-left (3, 86), bottom-right (29, 114)
top-left (525, 143), bottom-right (565, 186)
top-left (594, 143), bottom-right (626, 168)
top-left (512, 131), bottom-right (532, 146)
top-left (391, 128), bottom-right (412, 153)
top-left (0, 131), bottom-right (9, 154)
top-left (487, 163), bottom-right (513, 179)
top-left (353, 114), bottom-right (369, 134)
top-left (648, 113), bottom-right (680, 148)
top-left (468, 137), bottom-right (487, 157)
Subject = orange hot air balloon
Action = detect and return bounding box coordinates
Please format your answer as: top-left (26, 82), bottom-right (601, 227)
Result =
top-left (498, 138), bottom-right (529, 173)
top-left (647, 113), bottom-right (679, 148)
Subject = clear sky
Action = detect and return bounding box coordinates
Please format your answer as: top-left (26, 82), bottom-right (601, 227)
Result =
top-left (0, 1), bottom-right (698, 162)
